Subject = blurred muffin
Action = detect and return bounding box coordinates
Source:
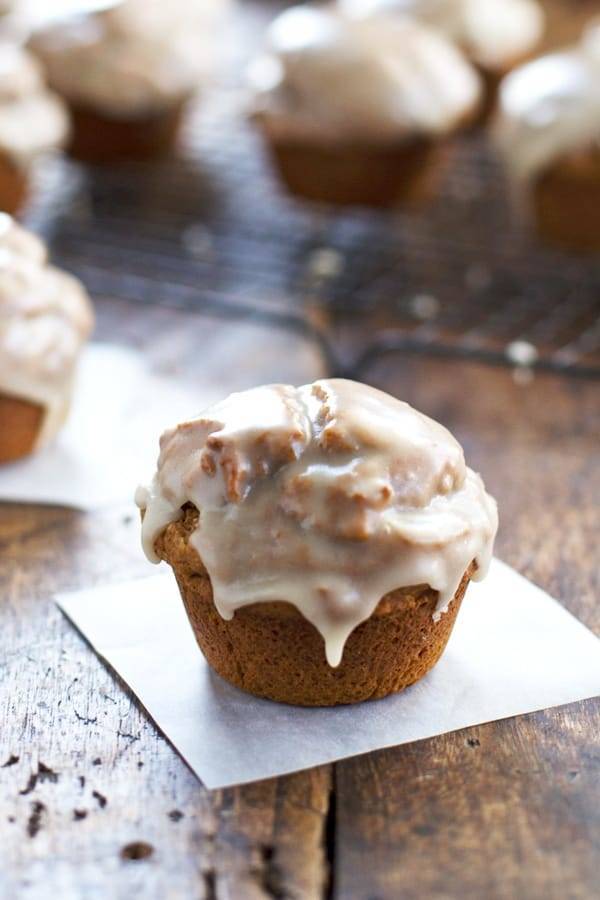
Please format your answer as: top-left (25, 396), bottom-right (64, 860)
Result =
top-left (495, 21), bottom-right (600, 253)
top-left (248, 5), bottom-right (482, 208)
top-left (136, 379), bottom-right (498, 706)
top-left (0, 42), bottom-right (69, 213)
top-left (0, 214), bottom-right (94, 463)
top-left (340, 0), bottom-right (544, 120)
top-left (30, 0), bottom-right (225, 163)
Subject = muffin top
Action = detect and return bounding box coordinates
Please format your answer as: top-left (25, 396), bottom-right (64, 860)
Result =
top-left (137, 380), bottom-right (498, 666)
top-left (494, 22), bottom-right (600, 183)
top-left (248, 5), bottom-right (482, 143)
top-left (29, 0), bottom-right (224, 117)
top-left (340, 0), bottom-right (544, 71)
top-left (0, 214), bottom-right (94, 412)
top-left (0, 42), bottom-right (69, 166)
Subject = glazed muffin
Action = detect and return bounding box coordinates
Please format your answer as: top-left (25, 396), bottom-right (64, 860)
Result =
top-left (495, 21), bottom-right (600, 253)
top-left (248, 5), bottom-right (482, 208)
top-left (30, 0), bottom-right (224, 163)
top-left (0, 42), bottom-right (69, 214)
top-left (0, 214), bottom-right (94, 463)
top-left (136, 380), bottom-right (498, 706)
top-left (340, 0), bottom-right (544, 121)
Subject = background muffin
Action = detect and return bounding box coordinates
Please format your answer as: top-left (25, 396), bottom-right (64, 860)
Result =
top-left (137, 380), bottom-right (498, 706)
top-left (0, 214), bottom-right (94, 463)
top-left (30, 0), bottom-right (226, 163)
top-left (340, 0), bottom-right (545, 120)
top-left (248, 5), bottom-right (482, 208)
top-left (0, 41), bottom-right (69, 213)
top-left (495, 20), bottom-right (600, 252)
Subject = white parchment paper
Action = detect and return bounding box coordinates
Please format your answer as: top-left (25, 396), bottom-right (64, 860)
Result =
top-left (0, 343), bottom-right (216, 509)
top-left (56, 559), bottom-right (600, 789)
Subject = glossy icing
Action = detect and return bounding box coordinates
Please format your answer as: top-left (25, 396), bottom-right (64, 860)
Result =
top-left (137, 380), bottom-right (498, 667)
top-left (495, 21), bottom-right (600, 182)
top-left (248, 4), bottom-right (481, 142)
top-left (0, 215), bottom-right (93, 448)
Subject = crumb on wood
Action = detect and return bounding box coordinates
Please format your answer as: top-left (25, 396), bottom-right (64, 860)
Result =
top-left (1, 754), bottom-right (19, 767)
top-left (92, 790), bottom-right (107, 808)
top-left (121, 841), bottom-right (154, 861)
top-left (27, 802), bottom-right (45, 838)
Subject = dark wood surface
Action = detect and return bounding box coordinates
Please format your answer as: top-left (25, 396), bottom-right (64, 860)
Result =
top-left (1, 301), bottom-right (598, 899)
top-left (2, 0), bottom-right (600, 895)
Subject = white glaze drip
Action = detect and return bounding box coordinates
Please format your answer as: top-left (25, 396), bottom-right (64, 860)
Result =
top-left (248, 4), bottom-right (481, 143)
top-left (339, 0), bottom-right (544, 70)
top-left (137, 380), bottom-right (498, 667)
top-left (0, 214), bottom-right (94, 449)
top-left (0, 41), bottom-right (69, 166)
top-left (30, 0), bottom-right (227, 117)
top-left (494, 21), bottom-right (600, 183)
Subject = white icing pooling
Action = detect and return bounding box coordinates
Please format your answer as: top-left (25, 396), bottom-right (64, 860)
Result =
top-left (0, 214), bottom-right (94, 450)
top-left (494, 21), bottom-right (600, 183)
top-left (248, 4), bottom-right (481, 143)
top-left (30, 0), bottom-right (227, 117)
top-left (340, 0), bottom-right (544, 70)
top-left (0, 41), bottom-right (69, 166)
top-left (137, 380), bottom-right (498, 667)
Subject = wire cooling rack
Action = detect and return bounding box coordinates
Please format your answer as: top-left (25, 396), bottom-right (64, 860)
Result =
top-left (25, 2), bottom-right (600, 381)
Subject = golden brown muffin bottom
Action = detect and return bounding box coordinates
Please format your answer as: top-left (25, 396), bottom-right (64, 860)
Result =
top-left (0, 392), bottom-right (44, 464)
top-left (155, 505), bottom-right (475, 706)
top-left (67, 102), bottom-right (185, 164)
top-left (532, 145), bottom-right (600, 253)
top-left (0, 154), bottom-right (28, 215)
top-left (264, 136), bottom-right (451, 209)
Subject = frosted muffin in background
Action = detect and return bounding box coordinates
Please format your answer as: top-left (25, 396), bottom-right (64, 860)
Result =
top-left (0, 42), bottom-right (69, 213)
top-left (30, 0), bottom-right (228, 163)
top-left (339, 0), bottom-right (544, 120)
top-left (495, 21), bottom-right (600, 253)
top-left (0, 214), bottom-right (94, 462)
top-left (248, 4), bottom-right (482, 208)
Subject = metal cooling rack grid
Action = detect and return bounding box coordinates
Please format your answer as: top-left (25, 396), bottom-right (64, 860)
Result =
top-left (23, 5), bottom-right (600, 381)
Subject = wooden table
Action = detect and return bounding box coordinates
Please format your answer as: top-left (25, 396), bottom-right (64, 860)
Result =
top-left (2, 0), bottom-right (600, 895)
top-left (2, 298), bottom-right (598, 899)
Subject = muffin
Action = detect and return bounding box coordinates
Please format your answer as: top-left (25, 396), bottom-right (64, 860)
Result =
top-left (0, 214), bottom-right (94, 463)
top-left (248, 5), bottom-right (482, 208)
top-left (495, 21), bottom-right (600, 253)
top-left (29, 0), bottom-right (224, 163)
top-left (136, 379), bottom-right (498, 706)
top-left (0, 42), bottom-right (69, 214)
top-left (340, 0), bottom-right (544, 121)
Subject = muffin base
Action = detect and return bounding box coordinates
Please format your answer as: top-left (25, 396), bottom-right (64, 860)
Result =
top-left (532, 146), bottom-right (600, 253)
top-left (0, 392), bottom-right (44, 464)
top-left (67, 102), bottom-right (185, 164)
top-left (264, 136), bottom-right (450, 209)
top-left (0, 155), bottom-right (28, 215)
top-left (155, 505), bottom-right (475, 706)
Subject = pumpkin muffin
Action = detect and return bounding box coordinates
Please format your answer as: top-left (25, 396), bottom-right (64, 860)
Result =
top-left (340, 0), bottom-right (544, 121)
top-left (248, 5), bottom-right (482, 208)
top-left (0, 215), bottom-right (94, 463)
top-left (0, 42), bottom-right (69, 214)
top-left (495, 21), bottom-right (600, 253)
top-left (136, 380), bottom-right (498, 706)
top-left (29, 0), bottom-right (225, 163)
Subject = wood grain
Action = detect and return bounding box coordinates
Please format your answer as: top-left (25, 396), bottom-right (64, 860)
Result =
top-left (0, 307), bottom-right (329, 900)
top-left (333, 355), bottom-right (600, 900)
top-left (2, 1), bottom-right (599, 896)
top-left (2, 310), bottom-right (598, 899)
